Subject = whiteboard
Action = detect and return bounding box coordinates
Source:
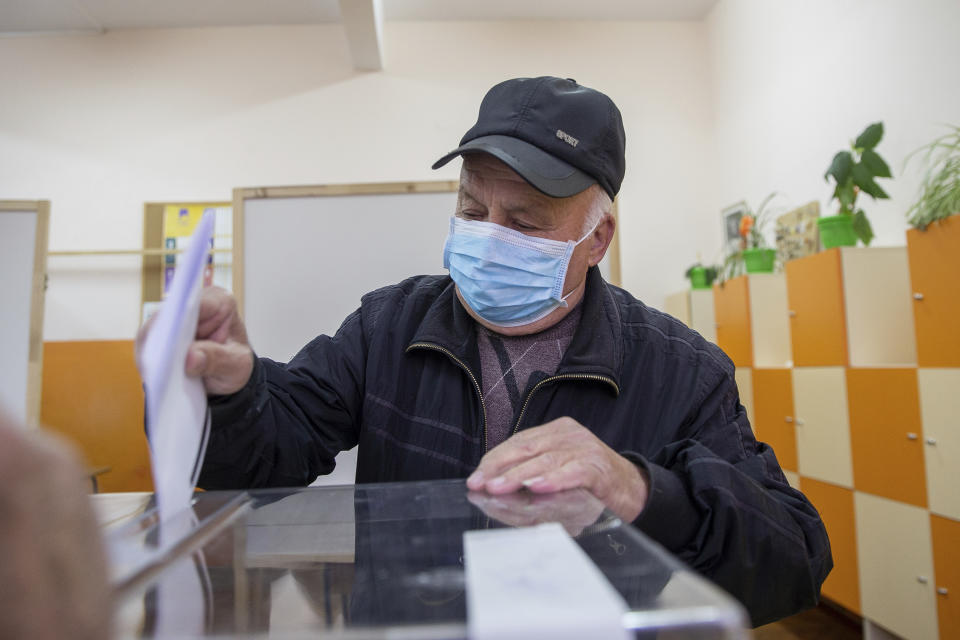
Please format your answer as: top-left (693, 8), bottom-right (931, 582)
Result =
top-left (238, 184), bottom-right (458, 486)
top-left (0, 203), bottom-right (48, 428)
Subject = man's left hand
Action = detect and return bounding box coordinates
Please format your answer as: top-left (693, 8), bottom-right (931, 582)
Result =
top-left (466, 417), bottom-right (649, 523)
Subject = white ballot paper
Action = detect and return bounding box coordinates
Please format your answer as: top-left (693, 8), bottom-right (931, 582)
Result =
top-left (464, 522), bottom-right (629, 640)
top-left (139, 211), bottom-right (214, 539)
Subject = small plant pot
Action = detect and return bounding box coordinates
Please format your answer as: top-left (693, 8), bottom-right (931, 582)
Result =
top-left (688, 266), bottom-right (712, 289)
top-left (818, 215), bottom-right (858, 249)
top-left (743, 248), bottom-right (776, 273)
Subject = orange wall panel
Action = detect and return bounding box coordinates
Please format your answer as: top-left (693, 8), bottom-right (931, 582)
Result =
top-left (932, 514), bottom-right (960, 640)
top-left (752, 368), bottom-right (796, 471)
top-left (907, 215), bottom-right (960, 367)
top-left (847, 368), bottom-right (926, 507)
top-left (40, 340), bottom-right (153, 492)
top-left (785, 249), bottom-right (848, 367)
top-left (713, 276), bottom-right (752, 367)
top-left (800, 477), bottom-right (860, 615)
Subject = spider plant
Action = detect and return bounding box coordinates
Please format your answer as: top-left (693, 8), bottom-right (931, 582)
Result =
top-left (905, 124), bottom-right (960, 230)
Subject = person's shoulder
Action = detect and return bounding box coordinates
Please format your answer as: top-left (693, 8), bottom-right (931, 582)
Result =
top-left (606, 282), bottom-right (733, 375)
top-left (358, 274), bottom-right (451, 321)
top-left (361, 274), bottom-right (450, 306)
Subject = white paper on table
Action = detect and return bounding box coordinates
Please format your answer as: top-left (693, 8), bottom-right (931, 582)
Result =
top-left (464, 522), bottom-right (629, 640)
top-left (140, 211), bottom-right (215, 539)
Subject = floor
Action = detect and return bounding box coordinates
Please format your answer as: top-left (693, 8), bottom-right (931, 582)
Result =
top-left (753, 603), bottom-right (863, 640)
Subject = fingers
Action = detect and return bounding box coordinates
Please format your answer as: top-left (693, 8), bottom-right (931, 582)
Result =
top-left (466, 417), bottom-right (578, 490)
top-left (466, 417), bottom-right (650, 523)
top-left (196, 286), bottom-right (246, 343)
top-left (186, 339), bottom-right (254, 395)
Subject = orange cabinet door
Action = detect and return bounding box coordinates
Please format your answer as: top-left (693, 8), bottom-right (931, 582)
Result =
top-left (847, 368), bottom-right (927, 507)
top-left (907, 215), bottom-right (960, 366)
top-left (41, 340), bottom-right (152, 492)
top-left (785, 249), bottom-right (848, 367)
top-left (713, 276), bottom-right (752, 367)
top-left (932, 514), bottom-right (960, 640)
top-left (752, 368), bottom-right (796, 471)
top-left (800, 478), bottom-right (860, 615)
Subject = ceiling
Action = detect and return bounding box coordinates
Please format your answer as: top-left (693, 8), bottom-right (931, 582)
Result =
top-left (0, 0), bottom-right (719, 34)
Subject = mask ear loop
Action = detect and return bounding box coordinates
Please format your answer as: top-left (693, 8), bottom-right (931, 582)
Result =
top-left (555, 217), bottom-right (604, 304)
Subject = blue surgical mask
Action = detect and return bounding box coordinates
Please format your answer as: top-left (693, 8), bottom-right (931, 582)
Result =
top-left (442, 216), bottom-right (596, 328)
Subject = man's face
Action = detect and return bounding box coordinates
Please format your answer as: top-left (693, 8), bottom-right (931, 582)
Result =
top-left (453, 154), bottom-right (613, 335)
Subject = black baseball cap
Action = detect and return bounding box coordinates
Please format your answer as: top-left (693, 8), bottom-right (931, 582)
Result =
top-left (432, 76), bottom-right (626, 199)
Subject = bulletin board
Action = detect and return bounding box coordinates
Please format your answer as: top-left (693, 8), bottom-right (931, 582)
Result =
top-left (141, 201), bottom-right (232, 322)
top-left (0, 201), bottom-right (49, 428)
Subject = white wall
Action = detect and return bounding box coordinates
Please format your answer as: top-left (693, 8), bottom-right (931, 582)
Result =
top-left (705, 0), bottom-right (960, 251)
top-left (0, 21), bottom-right (714, 341)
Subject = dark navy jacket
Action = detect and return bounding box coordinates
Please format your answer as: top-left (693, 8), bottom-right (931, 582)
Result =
top-left (199, 267), bottom-right (832, 626)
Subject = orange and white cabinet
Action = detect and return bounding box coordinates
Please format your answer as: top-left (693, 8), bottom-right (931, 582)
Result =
top-left (715, 274), bottom-right (792, 369)
top-left (856, 492), bottom-right (939, 639)
top-left (786, 247), bottom-right (917, 368)
top-left (918, 369), bottom-right (960, 521)
top-left (792, 367), bottom-right (853, 488)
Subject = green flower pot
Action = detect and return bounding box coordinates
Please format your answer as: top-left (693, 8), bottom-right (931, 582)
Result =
top-left (743, 248), bottom-right (776, 273)
top-left (688, 266), bottom-right (712, 289)
top-left (818, 215), bottom-right (858, 249)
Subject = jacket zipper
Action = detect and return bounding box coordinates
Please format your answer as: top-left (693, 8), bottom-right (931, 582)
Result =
top-left (405, 342), bottom-right (489, 452)
top-left (511, 373), bottom-right (620, 437)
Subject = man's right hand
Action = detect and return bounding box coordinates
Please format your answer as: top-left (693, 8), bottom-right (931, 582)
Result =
top-left (137, 286), bottom-right (254, 396)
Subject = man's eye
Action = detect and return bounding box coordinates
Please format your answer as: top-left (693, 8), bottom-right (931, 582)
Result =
top-left (460, 211), bottom-right (485, 220)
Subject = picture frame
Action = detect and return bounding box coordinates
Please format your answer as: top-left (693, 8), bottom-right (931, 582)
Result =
top-left (721, 201), bottom-right (748, 256)
top-left (775, 201), bottom-right (821, 263)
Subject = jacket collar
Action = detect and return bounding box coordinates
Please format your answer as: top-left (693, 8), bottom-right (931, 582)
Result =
top-left (408, 266), bottom-right (623, 390)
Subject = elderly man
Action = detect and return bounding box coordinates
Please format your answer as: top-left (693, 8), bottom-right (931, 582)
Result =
top-left (190, 77), bottom-right (831, 625)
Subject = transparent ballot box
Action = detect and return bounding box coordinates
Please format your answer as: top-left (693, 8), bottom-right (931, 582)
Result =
top-left (106, 480), bottom-right (748, 639)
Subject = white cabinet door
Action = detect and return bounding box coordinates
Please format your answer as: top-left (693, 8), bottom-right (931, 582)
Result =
top-left (690, 289), bottom-right (716, 344)
top-left (749, 274), bottom-right (792, 368)
top-left (793, 367), bottom-right (853, 488)
top-left (856, 492), bottom-right (938, 640)
top-left (919, 368), bottom-right (960, 521)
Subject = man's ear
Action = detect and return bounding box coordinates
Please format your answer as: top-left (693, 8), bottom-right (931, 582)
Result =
top-left (588, 214), bottom-right (616, 267)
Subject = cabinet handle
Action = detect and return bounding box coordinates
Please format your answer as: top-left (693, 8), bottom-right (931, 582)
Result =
top-left (917, 576), bottom-right (929, 584)
top-left (785, 417), bottom-right (794, 423)
top-left (788, 310), bottom-right (797, 318)
top-left (794, 418), bottom-right (805, 426)
top-left (938, 587), bottom-right (949, 596)
top-left (926, 437), bottom-right (937, 446)
top-left (907, 432), bottom-right (918, 440)
top-left (913, 292), bottom-right (924, 301)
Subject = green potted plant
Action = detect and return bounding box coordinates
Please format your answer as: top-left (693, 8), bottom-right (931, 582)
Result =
top-left (685, 262), bottom-right (719, 289)
top-left (905, 124), bottom-right (960, 229)
top-left (740, 192), bottom-right (779, 273)
top-left (821, 122), bottom-right (893, 248)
